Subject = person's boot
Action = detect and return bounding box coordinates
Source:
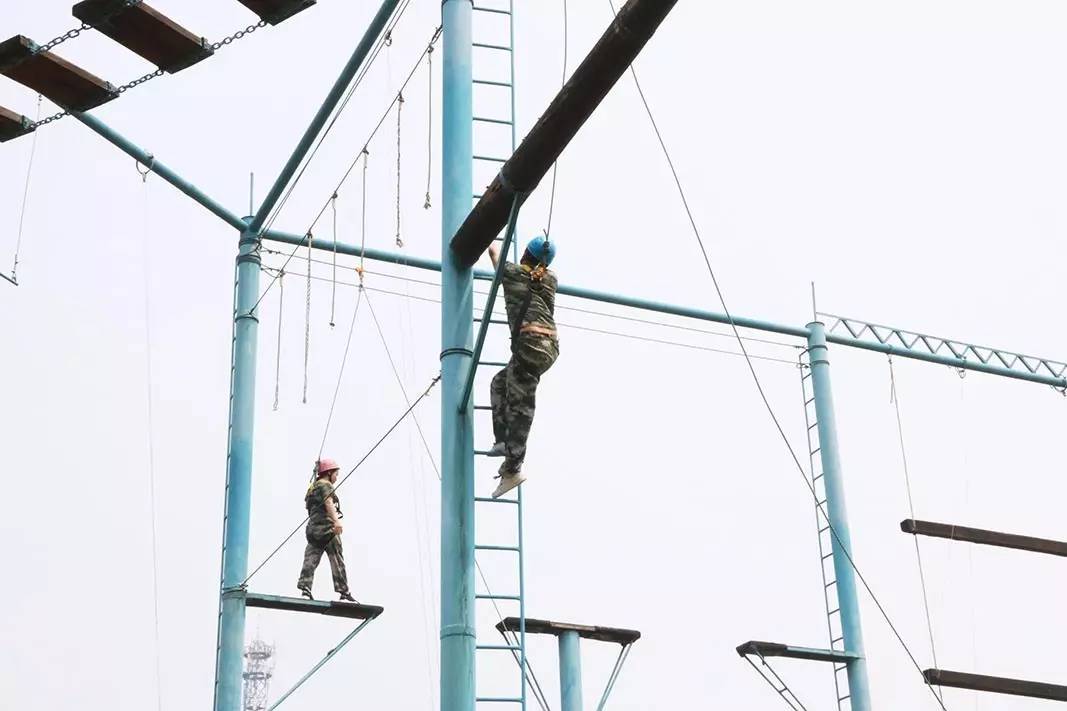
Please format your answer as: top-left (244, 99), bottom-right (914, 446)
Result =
top-left (485, 442), bottom-right (507, 458)
top-left (339, 592), bottom-right (356, 603)
top-left (299, 586), bottom-right (314, 601)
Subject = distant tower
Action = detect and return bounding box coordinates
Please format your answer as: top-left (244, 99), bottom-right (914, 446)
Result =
top-left (242, 638), bottom-right (275, 711)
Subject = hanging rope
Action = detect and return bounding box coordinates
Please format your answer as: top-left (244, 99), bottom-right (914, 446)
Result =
top-left (329, 194), bottom-right (339, 328)
top-left (888, 356), bottom-right (943, 704)
top-left (273, 270), bottom-right (285, 411)
top-left (396, 91), bottom-right (405, 248)
top-left (361, 147), bottom-right (370, 270)
top-left (9, 94), bottom-right (44, 284)
top-left (317, 285), bottom-right (365, 459)
top-left (424, 46), bottom-right (434, 210)
top-left (242, 373), bottom-right (442, 586)
top-left (543, 0), bottom-right (569, 240)
top-left (138, 168), bottom-right (164, 711)
top-left (302, 232), bottom-right (313, 404)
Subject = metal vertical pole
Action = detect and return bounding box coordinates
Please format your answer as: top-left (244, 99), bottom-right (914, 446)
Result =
top-left (807, 322), bottom-right (872, 711)
top-left (440, 2), bottom-right (476, 711)
top-left (213, 222), bottom-right (261, 711)
top-left (558, 631), bottom-right (585, 711)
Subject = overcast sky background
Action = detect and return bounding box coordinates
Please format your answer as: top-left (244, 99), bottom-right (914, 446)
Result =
top-left (4, 1), bottom-right (1067, 709)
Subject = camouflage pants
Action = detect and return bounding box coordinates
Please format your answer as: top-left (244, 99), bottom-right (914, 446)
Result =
top-left (297, 528), bottom-right (350, 594)
top-left (490, 335), bottom-right (559, 473)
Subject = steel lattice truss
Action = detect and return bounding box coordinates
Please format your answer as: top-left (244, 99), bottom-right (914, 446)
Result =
top-left (820, 312), bottom-right (1067, 381)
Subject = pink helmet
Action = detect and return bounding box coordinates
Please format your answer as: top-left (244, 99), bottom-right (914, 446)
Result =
top-left (316, 458), bottom-right (340, 476)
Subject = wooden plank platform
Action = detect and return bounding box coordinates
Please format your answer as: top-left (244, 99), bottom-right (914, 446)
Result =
top-left (0, 36), bottom-right (117, 111)
top-left (245, 592), bottom-right (383, 621)
top-left (496, 617), bottom-right (640, 645)
top-left (736, 640), bottom-right (860, 664)
top-left (237, 0), bottom-right (317, 25)
top-left (924, 669), bottom-right (1067, 701)
top-left (73, 0), bottom-right (213, 73)
top-left (902, 519), bottom-right (1067, 558)
top-left (0, 105), bottom-right (35, 143)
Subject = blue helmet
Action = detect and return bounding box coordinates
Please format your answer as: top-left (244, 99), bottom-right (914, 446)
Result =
top-left (524, 235), bottom-right (557, 266)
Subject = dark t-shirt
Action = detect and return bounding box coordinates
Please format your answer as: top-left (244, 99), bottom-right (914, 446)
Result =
top-left (501, 262), bottom-right (557, 331)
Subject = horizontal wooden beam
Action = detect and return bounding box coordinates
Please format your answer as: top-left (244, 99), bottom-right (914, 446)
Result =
top-left (496, 616), bottom-right (641, 645)
top-left (0, 35), bottom-right (117, 111)
top-left (237, 0), bottom-right (317, 25)
top-left (925, 669), bottom-right (1067, 701)
top-left (244, 592), bottom-right (383, 620)
top-left (736, 640), bottom-right (860, 664)
top-left (0, 105), bottom-right (34, 143)
top-left (901, 519), bottom-right (1067, 557)
top-left (73, 0), bottom-right (213, 73)
top-left (449, 0), bottom-right (680, 267)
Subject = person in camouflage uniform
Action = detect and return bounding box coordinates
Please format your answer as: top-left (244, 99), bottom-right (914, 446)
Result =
top-left (486, 236), bottom-right (559, 499)
top-left (297, 458), bottom-right (355, 602)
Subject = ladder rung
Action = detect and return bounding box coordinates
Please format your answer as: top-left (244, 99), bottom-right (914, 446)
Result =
top-left (473, 317), bottom-right (508, 325)
top-left (475, 544), bottom-right (520, 552)
top-left (825, 580), bottom-right (837, 589)
top-left (821, 552), bottom-right (833, 560)
top-left (805, 397), bottom-right (816, 406)
top-left (476, 698), bottom-right (523, 704)
top-left (474, 450), bottom-right (493, 456)
top-left (473, 42), bottom-right (512, 52)
top-left (832, 636), bottom-right (844, 644)
top-left (475, 496), bottom-right (518, 505)
top-left (474, 405), bottom-right (493, 411)
top-left (828, 607), bottom-right (840, 615)
top-left (474, 154), bottom-right (508, 163)
top-left (811, 448), bottom-right (821, 456)
top-left (473, 79), bottom-right (513, 89)
top-left (472, 5), bottom-right (512, 15)
top-left (476, 594), bottom-right (520, 601)
top-left (479, 361), bottom-right (508, 368)
top-left (808, 422), bottom-right (819, 431)
top-left (477, 644), bottom-right (522, 651)
top-left (474, 116), bottom-right (513, 125)
top-left (473, 193), bottom-right (484, 199)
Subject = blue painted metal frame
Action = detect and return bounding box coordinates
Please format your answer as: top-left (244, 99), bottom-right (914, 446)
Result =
top-left (559, 631), bottom-right (584, 711)
top-left (266, 618), bottom-right (376, 710)
top-left (460, 194), bottom-right (522, 412)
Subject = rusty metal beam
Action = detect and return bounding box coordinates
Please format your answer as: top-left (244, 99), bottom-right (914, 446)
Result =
top-left (449, 0), bottom-right (679, 267)
top-left (73, 0), bottom-right (213, 73)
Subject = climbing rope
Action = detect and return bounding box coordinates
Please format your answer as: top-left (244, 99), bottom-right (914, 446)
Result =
top-left (330, 194), bottom-right (339, 328)
top-left (302, 232), bottom-right (313, 404)
top-left (603, 1), bottom-right (948, 706)
top-left (317, 284), bottom-right (365, 460)
top-left (361, 147), bottom-right (370, 270)
top-left (242, 373), bottom-right (442, 586)
top-left (273, 270), bottom-right (285, 411)
top-left (543, 0), bottom-right (569, 240)
top-left (138, 169), bottom-right (164, 711)
top-left (8, 94), bottom-right (43, 285)
top-left (889, 356), bottom-right (943, 705)
top-left (424, 46), bottom-right (434, 210)
top-left (396, 91), bottom-right (405, 248)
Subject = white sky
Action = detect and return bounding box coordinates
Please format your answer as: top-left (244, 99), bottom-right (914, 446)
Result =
top-left (3, 1), bottom-right (1067, 709)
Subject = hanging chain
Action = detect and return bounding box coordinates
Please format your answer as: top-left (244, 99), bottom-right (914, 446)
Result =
top-left (424, 46), bottom-right (434, 210)
top-left (119, 69), bottom-right (165, 94)
top-left (35, 23), bottom-right (92, 54)
top-left (396, 92), bottom-right (404, 248)
top-left (210, 20), bottom-right (268, 51)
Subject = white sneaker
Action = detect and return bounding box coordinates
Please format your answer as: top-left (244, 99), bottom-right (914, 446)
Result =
top-left (485, 442), bottom-right (507, 458)
top-left (491, 472), bottom-right (527, 499)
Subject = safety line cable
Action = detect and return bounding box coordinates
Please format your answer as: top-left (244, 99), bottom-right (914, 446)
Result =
top-left (259, 0), bottom-right (414, 236)
top-left (10, 94), bottom-right (43, 284)
top-left (543, 0), bottom-right (568, 240)
top-left (317, 286), bottom-right (365, 459)
top-left (330, 194), bottom-right (339, 328)
top-left (242, 373), bottom-right (441, 586)
top-left (889, 356), bottom-right (944, 703)
top-left (139, 172), bottom-right (164, 711)
top-left (249, 27), bottom-right (443, 315)
top-left (604, 1), bottom-right (948, 706)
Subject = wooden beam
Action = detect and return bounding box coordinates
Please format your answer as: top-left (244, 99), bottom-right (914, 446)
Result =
top-left (0, 36), bottom-right (117, 112)
top-left (496, 616), bottom-right (641, 645)
top-left (449, 0), bottom-right (680, 267)
top-left (244, 592), bottom-right (384, 620)
top-left (924, 669), bottom-right (1067, 701)
top-left (73, 0), bottom-right (213, 73)
top-left (236, 0), bottom-right (317, 25)
top-left (901, 519), bottom-right (1067, 558)
top-left (736, 640), bottom-right (860, 664)
top-left (0, 105), bottom-right (34, 143)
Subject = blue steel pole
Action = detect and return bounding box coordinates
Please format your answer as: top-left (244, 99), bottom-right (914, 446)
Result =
top-left (249, 0), bottom-right (401, 233)
top-left (213, 222), bottom-right (262, 711)
top-left (558, 631), bottom-right (584, 711)
top-left (806, 322), bottom-right (872, 711)
top-left (440, 2), bottom-right (476, 711)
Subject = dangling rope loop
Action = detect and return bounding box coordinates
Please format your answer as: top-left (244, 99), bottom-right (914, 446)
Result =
top-left (396, 92), bottom-right (405, 248)
top-left (424, 45), bottom-right (434, 210)
top-left (9, 94), bottom-right (44, 285)
top-left (135, 154), bottom-right (155, 183)
top-left (361, 147), bottom-right (370, 272)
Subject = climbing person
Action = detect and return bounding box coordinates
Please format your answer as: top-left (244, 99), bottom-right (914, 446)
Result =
top-left (485, 235), bottom-right (559, 499)
top-left (297, 458), bottom-right (356, 602)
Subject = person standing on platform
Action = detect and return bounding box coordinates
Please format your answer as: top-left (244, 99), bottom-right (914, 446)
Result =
top-left (297, 458), bottom-right (356, 601)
